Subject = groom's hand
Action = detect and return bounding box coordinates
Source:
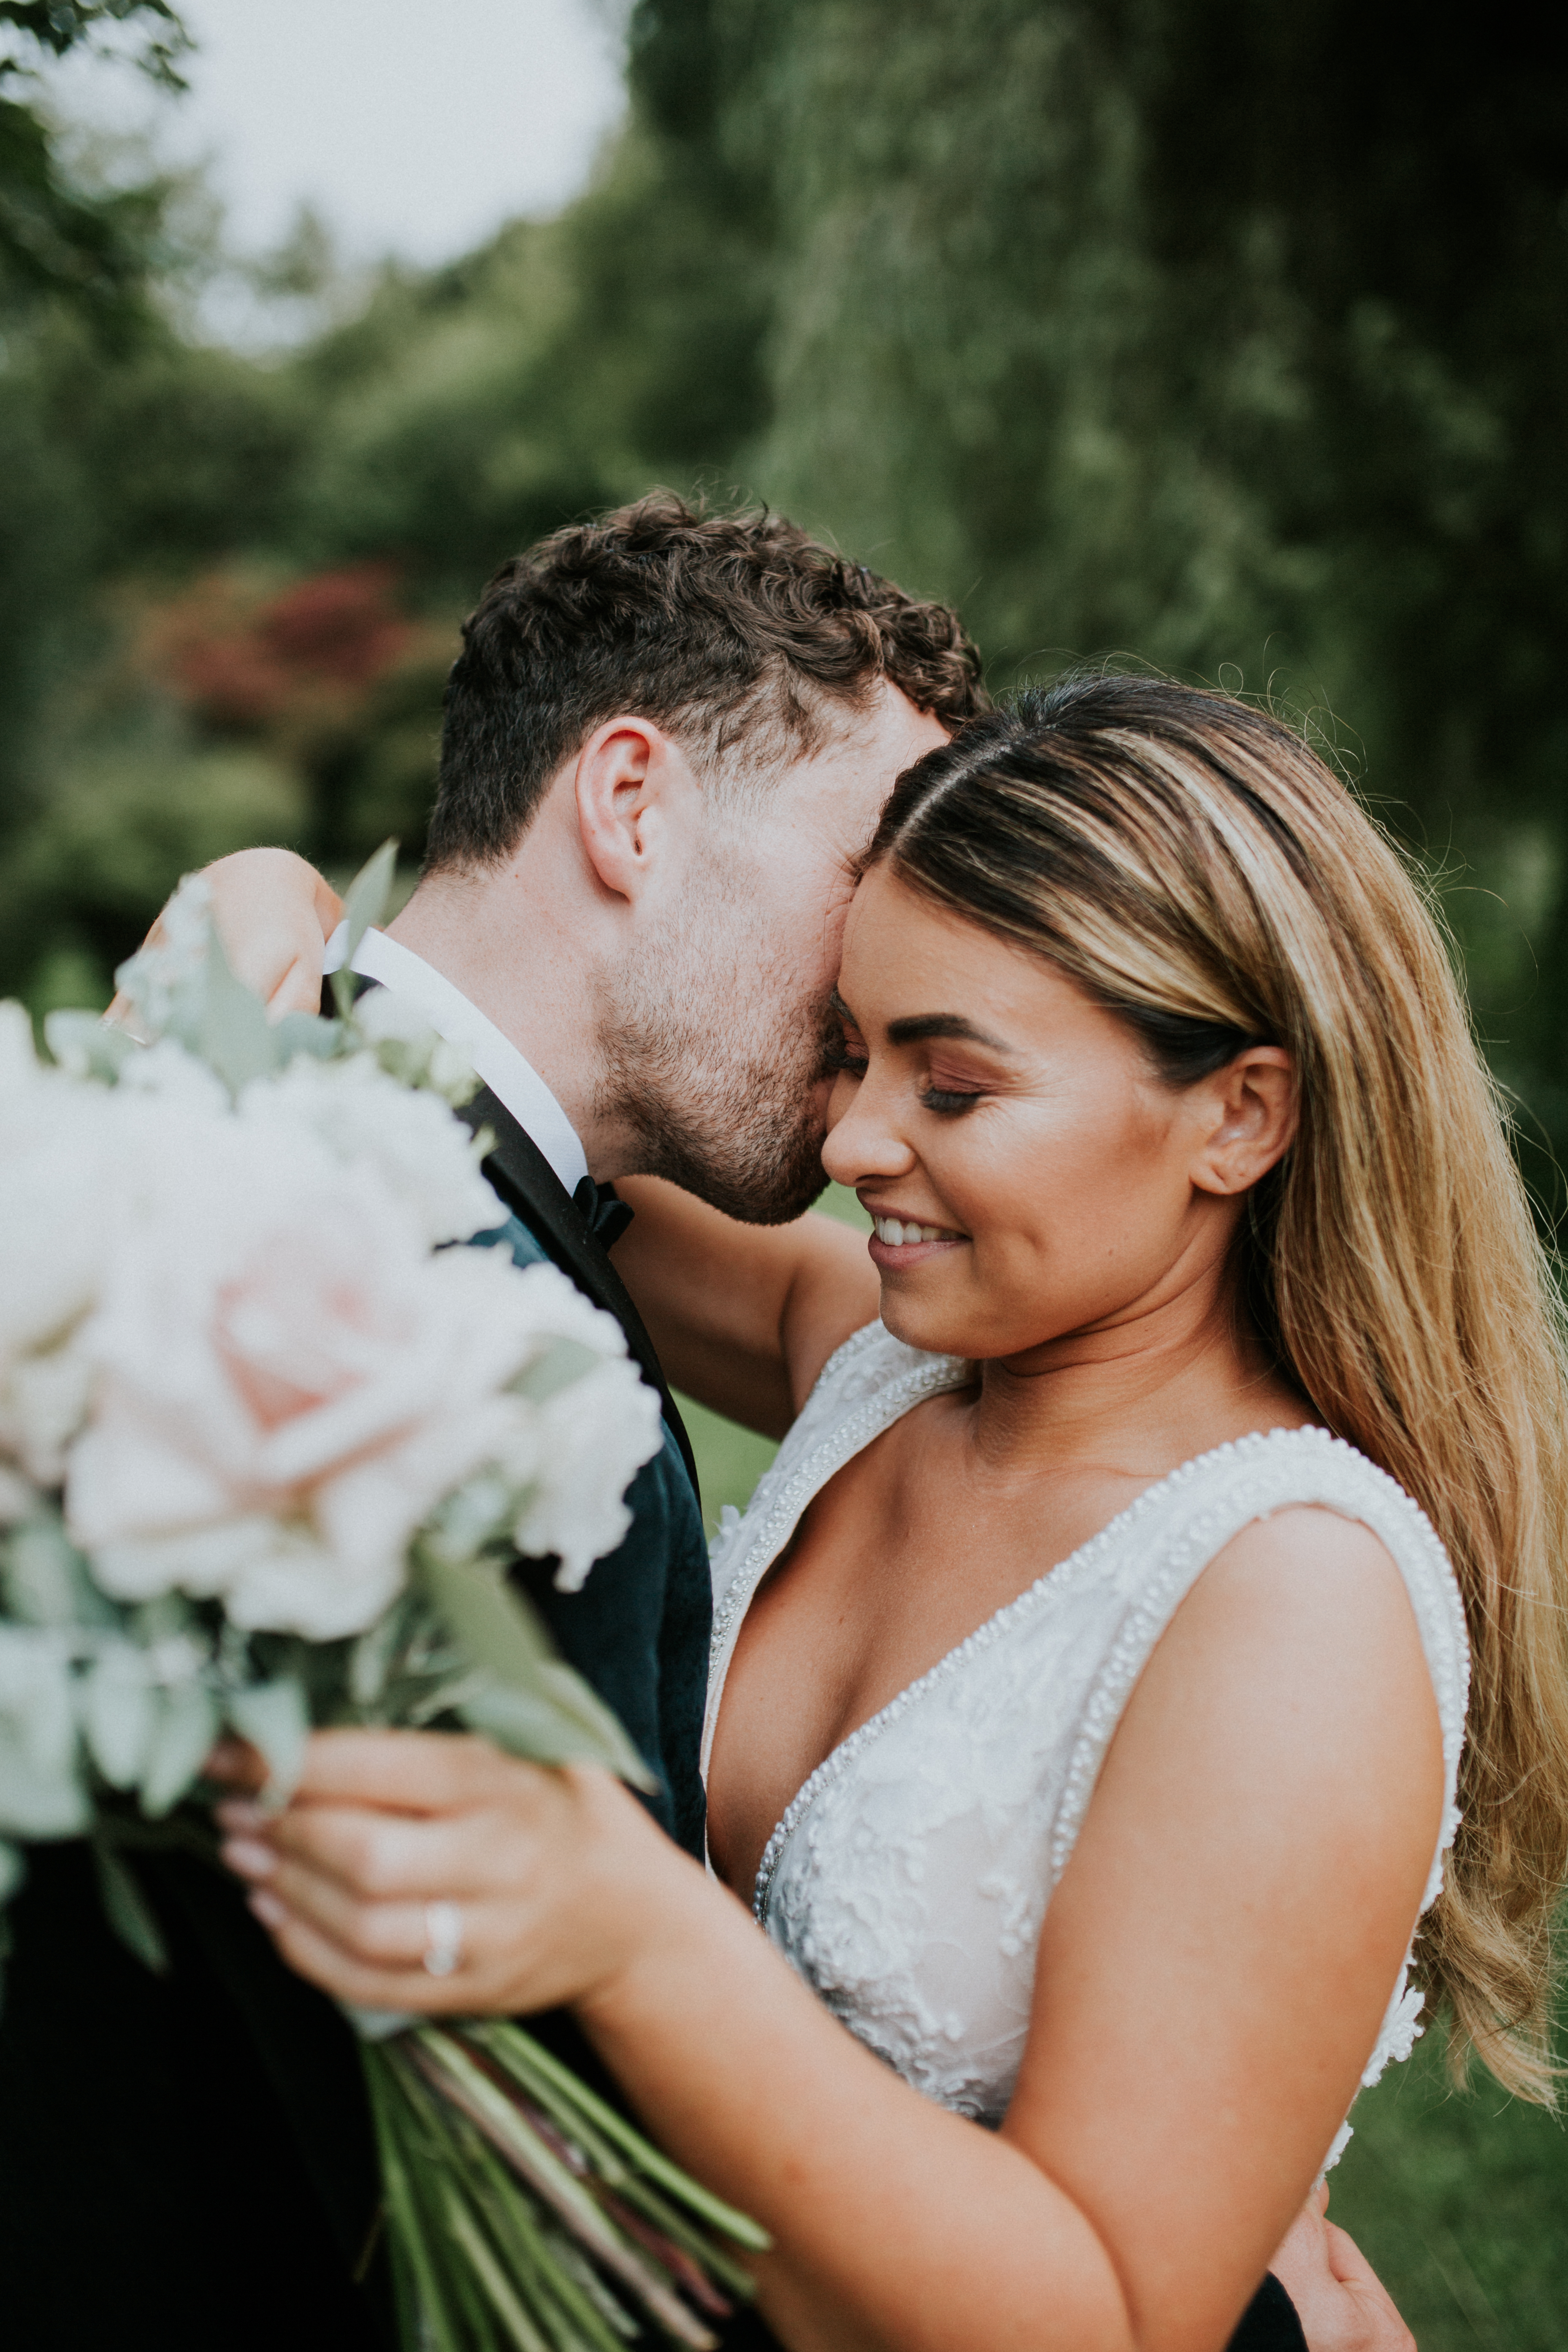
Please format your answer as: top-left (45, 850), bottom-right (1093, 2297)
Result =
top-left (215, 1726), bottom-right (699, 2019)
top-left (1269, 2185), bottom-right (1414, 2352)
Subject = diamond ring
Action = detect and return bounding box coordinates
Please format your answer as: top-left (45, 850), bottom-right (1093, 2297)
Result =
top-left (422, 1900), bottom-right (463, 1978)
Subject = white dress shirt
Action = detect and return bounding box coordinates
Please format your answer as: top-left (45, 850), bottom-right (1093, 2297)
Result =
top-left (323, 922), bottom-right (589, 1199)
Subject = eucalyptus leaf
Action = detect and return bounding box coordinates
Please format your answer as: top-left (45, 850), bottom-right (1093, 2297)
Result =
top-left (225, 1678), bottom-right (309, 1801)
top-left (81, 1648), bottom-right (158, 1787)
top-left (199, 927), bottom-right (280, 1095)
top-left (42, 1010), bottom-right (138, 1083)
top-left (512, 1336), bottom-right (601, 1408)
top-left (92, 1840), bottom-right (169, 1975)
top-left (349, 1602), bottom-right (406, 1709)
top-left (343, 839), bottom-right (399, 960)
top-left (418, 1554), bottom-right (655, 1789)
top-left (140, 1681), bottom-right (219, 1818)
top-left (272, 1009), bottom-right (345, 1063)
top-left (3, 1515), bottom-right (116, 1629)
top-left (0, 1631), bottom-right (90, 1836)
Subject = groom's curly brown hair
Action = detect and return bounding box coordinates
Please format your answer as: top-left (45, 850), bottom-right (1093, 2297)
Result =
top-left (424, 491), bottom-right (988, 871)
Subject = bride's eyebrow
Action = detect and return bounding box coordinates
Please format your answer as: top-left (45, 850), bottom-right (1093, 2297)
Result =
top-left (831, 991), bottom-right (1014, 1055)
top-left (887, 1012), bottom-right (1014, 1053)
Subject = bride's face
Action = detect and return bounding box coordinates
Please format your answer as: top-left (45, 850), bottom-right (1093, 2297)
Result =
top-left (822, 866), bottom-right (1291, 1366)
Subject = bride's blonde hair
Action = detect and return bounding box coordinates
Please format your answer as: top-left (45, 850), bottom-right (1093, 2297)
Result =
top-left (867, 672), bottom-right (1568, 2100)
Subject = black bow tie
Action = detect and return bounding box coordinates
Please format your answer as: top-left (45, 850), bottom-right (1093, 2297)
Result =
top-left (573, 1174), bottom-right (634, 1249)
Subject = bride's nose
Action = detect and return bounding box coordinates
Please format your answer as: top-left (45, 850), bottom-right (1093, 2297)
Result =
top-left (822, 1069), bottom-right (918, 1190)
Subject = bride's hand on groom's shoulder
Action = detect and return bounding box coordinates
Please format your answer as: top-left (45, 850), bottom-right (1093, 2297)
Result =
top-left (107, 848), bottom-right (341, 1030)
top-left (1270, 2185), bottom-right (1415, 2352)
top-left (214, 1726), bottom-right (705, 2018)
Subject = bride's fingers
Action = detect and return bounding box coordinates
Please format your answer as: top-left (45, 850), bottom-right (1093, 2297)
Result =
top-left (221, 1799), bottom-right (536, 1903)
top-left (251, 1868), bottom-right (431, 1965)
top-left (249, 1888), bottom-right (474, 2012)
top-left (287, 1726), bottom-right (536, 1814)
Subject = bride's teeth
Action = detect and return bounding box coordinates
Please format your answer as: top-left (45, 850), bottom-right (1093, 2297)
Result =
top-left (875, 1217), bottom-right (952, 1245)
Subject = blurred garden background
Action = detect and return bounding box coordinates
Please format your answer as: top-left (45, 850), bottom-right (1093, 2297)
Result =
top-left (4, 3), bottom-right (1568, 2337)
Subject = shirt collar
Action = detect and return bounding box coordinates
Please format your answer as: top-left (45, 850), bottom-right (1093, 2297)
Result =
top-left (323, 922), bottom-right (590, 1200)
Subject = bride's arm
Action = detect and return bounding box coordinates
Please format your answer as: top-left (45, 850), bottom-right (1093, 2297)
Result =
top-left (611, 1179), bottom-right (880, 1437)
top-left (218, 1509), bottom-right (1441, 2352)
top-left (108, 848), bottom-right (341, 1025)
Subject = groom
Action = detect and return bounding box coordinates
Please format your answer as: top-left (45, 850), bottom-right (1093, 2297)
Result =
top-left (0, 496), bottom-right (974, 2352)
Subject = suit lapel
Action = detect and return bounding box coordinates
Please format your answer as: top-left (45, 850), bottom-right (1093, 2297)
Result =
top-left (460, 1086), bottom-right (700, 1498)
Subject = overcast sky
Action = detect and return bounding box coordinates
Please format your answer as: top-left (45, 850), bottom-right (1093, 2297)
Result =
top-left (45, 0), bottom-right (629, 268)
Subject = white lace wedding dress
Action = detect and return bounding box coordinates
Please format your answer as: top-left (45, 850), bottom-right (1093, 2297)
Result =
top-left (704, 1323), bottom-right (1470, 2170)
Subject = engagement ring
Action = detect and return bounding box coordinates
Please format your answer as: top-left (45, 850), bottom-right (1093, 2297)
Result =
top-left (422, 1900), bottom-right (463, 1978)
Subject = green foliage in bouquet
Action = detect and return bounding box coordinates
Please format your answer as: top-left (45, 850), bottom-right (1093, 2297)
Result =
top-left (0, 847), bottom-right (766, 2349)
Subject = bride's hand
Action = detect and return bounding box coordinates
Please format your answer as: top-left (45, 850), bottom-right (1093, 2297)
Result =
top-left (1269, 2184), bottom-right (1414, 2352)
top-left (107, 848), bottom-right (342, 1030)
top-left (214, 1728), bottom-right (699, 2016)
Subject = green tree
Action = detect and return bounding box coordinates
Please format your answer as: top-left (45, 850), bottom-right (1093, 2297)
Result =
top-left (629, 0), bottom-right (1568, 1167)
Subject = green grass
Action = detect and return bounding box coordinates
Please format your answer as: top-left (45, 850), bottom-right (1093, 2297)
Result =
top-left (1327, 2021), bottom-right (1568, 2349)
top-left (677, 1394), bottom-right (779, 1528)
top-left (674, 1183), bottom-right (869, 1531)
top-left (677, 1185), bottom-right (1568, 2341)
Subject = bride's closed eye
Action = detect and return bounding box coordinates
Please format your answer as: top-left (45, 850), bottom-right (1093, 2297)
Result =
top-left (825, 1027), bottom-right (869, 1080)
top-left (920, 1082), bottom-right (986, 1116)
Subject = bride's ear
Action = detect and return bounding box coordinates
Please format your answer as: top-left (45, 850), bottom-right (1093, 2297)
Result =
top-left (1188, 1045), bottom-right (1297, 1197)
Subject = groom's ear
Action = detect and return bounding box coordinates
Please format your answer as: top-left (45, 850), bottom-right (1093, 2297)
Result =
top-left (571, 716), bottom-right (699, 905)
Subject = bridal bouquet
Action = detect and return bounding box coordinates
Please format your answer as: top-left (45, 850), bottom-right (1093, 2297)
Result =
top-left (0, 850), bottom-right (764, 2352)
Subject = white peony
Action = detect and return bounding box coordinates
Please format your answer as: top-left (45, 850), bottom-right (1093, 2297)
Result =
top-left (489, 1266), bottom-right (665, 1592)
top-left (65, 1117), bottom-right (550, 1639)
top-left (239, 1051), bottom-right (503, 1247)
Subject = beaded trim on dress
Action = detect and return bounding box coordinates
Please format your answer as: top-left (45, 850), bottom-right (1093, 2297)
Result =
top-left (706, 1322), bottom-right (1471, 2163)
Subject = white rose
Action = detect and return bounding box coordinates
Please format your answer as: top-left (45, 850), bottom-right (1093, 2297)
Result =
top-left (239, 1052), bottom-right (503, 1247)
top-left (66, 1124), bottom-right (553, 1639)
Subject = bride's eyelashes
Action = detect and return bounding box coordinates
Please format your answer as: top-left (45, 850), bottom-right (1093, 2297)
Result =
top-left (824, 1024), bottom-right (869, 1079)
top-left (824, 1032), bottom-right (988, 1111)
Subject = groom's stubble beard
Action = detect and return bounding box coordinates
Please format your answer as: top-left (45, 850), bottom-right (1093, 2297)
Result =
top-left (594, 849), bottom-right (840, 1225)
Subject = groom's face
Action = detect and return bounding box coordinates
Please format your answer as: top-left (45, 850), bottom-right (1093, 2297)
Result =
top-left (601, 683), bottom-right (949, 1222)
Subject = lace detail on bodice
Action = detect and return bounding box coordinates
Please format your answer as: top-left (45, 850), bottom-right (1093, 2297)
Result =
top-left (705, 1324), bottom-right (1470, 2162)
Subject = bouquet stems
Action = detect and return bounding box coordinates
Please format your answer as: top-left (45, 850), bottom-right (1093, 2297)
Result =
top-left (362, 2021), bottom-right (768, 2351)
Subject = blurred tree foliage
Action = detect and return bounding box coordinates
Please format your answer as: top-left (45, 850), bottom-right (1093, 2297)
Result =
top-left (3, 0), bottom-right (1567, 1198)
top-left (687, 0), bottom-right (1568, 1168)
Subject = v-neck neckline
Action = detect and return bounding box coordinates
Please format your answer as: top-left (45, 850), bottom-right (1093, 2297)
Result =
top-left (705, 1356), bottom-right (1321, 1915)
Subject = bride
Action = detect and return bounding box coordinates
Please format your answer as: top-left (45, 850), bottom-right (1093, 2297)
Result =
top-left (209, 676), bottom-right (1568, 2349)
